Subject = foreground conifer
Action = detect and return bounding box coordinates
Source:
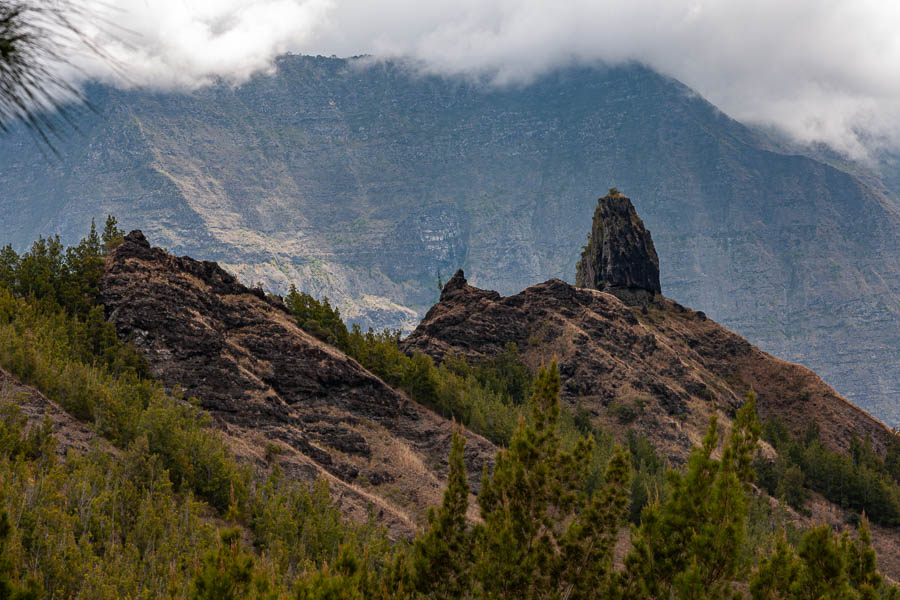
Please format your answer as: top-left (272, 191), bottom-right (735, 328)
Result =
top-left (474, 362), bottom-right (628, 598)
top-left (407, 425), bottom-right (472, 598)
top-left (620, 394), bottom-right (760, 598)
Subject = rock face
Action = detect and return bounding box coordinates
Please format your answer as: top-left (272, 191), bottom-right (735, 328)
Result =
top-left (403, 271), bottom-right (895, 464)
top-left (99, 231), bottom-right (495, 536)
top-left (575, 192), bottom-right (661, 304)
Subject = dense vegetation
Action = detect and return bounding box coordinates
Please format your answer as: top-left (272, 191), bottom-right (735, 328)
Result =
top-left (294, 369), bottom-right (898, 599)
top-left (0, 223), bottom-right (391, 597)
top-left (756, 418), bottom-right (900, 527)
top-left (0, 224), bottom-right (895, 597)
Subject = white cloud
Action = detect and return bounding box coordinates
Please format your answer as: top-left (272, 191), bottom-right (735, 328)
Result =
top-left (66, 0), bottom-right (900, 159)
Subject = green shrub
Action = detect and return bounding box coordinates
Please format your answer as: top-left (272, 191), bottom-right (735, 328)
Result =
top-left (757, 418), bottom-right (900, 526)
top-left (775, 465), bottom-right (809, 511)
top-left (613, 403), bottom-right (638, 424)
top-left (626, 429), bottom-right (666, 523)
top-left (338, 324), bottom-right (522, 446)
top-left (284, 285), bottom-right (349, 350)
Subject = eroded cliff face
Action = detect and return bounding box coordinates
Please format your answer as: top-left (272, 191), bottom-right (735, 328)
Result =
top-left (403, 270), bottom-right (894, 465)
top-left (575, 192), bottom-right (661, 305)
top-left (99, 231), bottom-right (495, 536)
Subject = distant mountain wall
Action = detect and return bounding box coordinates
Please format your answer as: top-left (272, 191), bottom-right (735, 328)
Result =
top-left (0, 56), bottom-right (897, 423)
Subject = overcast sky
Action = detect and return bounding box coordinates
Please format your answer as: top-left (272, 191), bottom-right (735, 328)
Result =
top-left (71, 0), bottom-right (900, 160)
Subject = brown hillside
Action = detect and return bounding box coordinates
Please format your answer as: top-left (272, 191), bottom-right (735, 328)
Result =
top-left (402, 270), bottom-right (895, 464)
top-left (99, 231), bottom-right (495, 537)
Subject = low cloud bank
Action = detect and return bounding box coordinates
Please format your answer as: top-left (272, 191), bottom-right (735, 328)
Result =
top-left (66, 0), bottom-right (900, 159)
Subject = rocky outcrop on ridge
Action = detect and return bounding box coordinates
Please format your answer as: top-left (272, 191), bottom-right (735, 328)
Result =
top-left (402, 195), bottom-right (900, 577)
top-left (403, 270), bottom-right (894, 465)
top-left (575, 191), bottom-right (661, 305)
top-left (99, 231), bottom-right (495, 536)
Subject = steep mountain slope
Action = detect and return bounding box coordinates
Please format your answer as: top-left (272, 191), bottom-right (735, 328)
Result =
top-left (403, 270), bottom-right (894, 464)
top-left (98, 231), bottom-right (495, 536)
top-left (0, 56), bottom-right (897, 422)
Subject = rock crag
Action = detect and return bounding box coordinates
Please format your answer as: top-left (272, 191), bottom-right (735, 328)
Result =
top-left (99, 231), bottom-right (495, 536)
top-left (575, 191), bottom-right (661, 305)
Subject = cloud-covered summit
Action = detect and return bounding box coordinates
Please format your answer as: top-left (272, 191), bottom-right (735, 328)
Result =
top-left (71, 0), bottom-right (900, 159)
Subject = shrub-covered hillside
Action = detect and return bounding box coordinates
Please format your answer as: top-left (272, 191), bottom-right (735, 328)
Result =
top-left (0, 223), bottom-right (895, 598)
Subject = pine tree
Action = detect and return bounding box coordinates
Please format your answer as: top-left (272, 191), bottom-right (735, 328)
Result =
top-left (101, 214), bottom-right (124, 253)
top-left (191, 528), bottom-right (274, 600)
top-left (0, 510), bottom-right (40, 600)
top-left (14, 235), bottom-right (65, 301)
top-left (844, 517), bottom-right (883, 599)
top-left (0, 244), bottom-right (17, 290)
top-left (748, 513), bottom-right (900, 599)
top-left (621, 393), bottom-right (760, 599)
top-left (295, 546), bottom-right (378, 600)
top-left (750, 530), bottom-right (801, 600)
top-left (473, 361), bottom-right (629, 599)
top-left (61, 219), bottom-right (105, 316)
top-left (793, 526), bottom-right (853, 599)
top-left (558, 446), bottom-right (630, 600)
top-left (406, 424), bottom-right (472, 598)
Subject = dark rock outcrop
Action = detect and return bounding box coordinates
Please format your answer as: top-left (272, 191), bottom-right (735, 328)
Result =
top-left (575, 191), bottom-right (661, 305)
top-left (100, 231), bottom-right (495, 536)
top-left (403, 273), bottom-right (894, 465)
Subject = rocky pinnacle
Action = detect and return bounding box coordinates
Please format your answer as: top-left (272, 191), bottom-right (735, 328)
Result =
top-left (575, 190), bottom-right (661, 305)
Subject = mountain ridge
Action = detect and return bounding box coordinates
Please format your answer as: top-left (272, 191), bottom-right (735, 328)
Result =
top-left (95, 227), bottom-right (900, 579)
top-left (403, 269), bottom-right (894, 461)
top-left (1, 55), bottom-right (897, 422)
top-left (98, 229), bottom-right (497, 537)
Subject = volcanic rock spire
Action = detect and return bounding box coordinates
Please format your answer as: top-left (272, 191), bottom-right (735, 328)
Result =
top-left (575, 189), bottom-right (661, 305)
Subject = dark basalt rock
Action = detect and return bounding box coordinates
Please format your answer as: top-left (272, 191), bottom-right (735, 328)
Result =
top-left (405, 275), bottom-right (689, 419)
top-left (575, 191), bottom-right (661, 305)
top-left (99, 231), bottom-right (496, 537)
